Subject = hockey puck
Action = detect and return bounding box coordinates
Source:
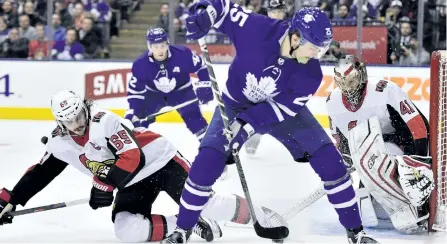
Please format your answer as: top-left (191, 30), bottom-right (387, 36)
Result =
top-left (272, 239), bottom-right (284, 243)
top-left (41, 136), bottom-right (48, 145)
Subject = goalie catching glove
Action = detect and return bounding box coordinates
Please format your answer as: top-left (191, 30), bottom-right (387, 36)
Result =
top-left (396, 155), bottom-right (435, 207)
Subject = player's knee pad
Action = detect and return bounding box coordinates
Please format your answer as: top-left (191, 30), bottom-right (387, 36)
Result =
top-left (114, 212), bottom-right (150, 242)
top-left (115, 212), bottom-right (175, 242)
top-left (309, 144), bottom-right (347, 182)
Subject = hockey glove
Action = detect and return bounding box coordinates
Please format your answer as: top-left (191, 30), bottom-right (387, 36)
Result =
top-left (195, 81), bottom-right (213, 104)
top-left (89, 176), bottom-right (115, 210)
top-left (396, 155), bottom-right (435, 207)
top-left (185, 0), bottom-right (217, 40)
top-left (0, 188), bottom-right (16, 225)
top-left (228, 119), bottom-right (255, 153)
top-left (124, 111), bottom-right (152, 128)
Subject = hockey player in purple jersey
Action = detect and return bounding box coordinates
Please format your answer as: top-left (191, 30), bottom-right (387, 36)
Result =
top-left (161, 1), bottom-right (380, 244)
top-left (124, 28), bottom-right (213, 141)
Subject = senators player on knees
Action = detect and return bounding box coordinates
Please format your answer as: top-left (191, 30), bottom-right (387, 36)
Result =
top-left (0, 90), bottom-right (285, 242)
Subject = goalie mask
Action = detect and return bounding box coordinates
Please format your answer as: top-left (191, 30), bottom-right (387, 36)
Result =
top-left (334, 55), bottom-right (367, 105)
top-left (51, 90), bottom-right (89, 136)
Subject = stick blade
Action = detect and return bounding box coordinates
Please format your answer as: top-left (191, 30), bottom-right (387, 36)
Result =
top-left (253, 222), bottom-right (289, 240)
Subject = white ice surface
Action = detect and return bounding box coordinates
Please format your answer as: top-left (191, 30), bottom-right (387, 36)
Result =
top-left (0, 120), bottom-right (445, 243)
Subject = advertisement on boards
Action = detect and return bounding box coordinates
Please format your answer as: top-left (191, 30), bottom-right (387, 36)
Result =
top-left (0, 61), bottom-right (431, 127)
top-left (332, 26), bottom-right (388, 64)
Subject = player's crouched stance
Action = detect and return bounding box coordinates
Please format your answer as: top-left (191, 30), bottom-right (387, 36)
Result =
top-left (327, 55), bottom-right (434, 234)
top-left (0, 90), bottom-right (286, 242)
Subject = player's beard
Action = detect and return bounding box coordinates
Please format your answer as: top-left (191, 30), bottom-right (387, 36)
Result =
top-left (63, 111), bottom-right (88, 136)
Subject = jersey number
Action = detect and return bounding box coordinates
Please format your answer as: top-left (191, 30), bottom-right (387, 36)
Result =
top-left (230, 5), bottom-right (250, 27)
top-left (110, 130), bottom-right (132, 150)
top-left (400, 100), bottom-right (415, 115)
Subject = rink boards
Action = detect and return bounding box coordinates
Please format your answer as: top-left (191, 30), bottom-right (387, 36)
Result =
top-left (0, 60), bottom-right (430, 128)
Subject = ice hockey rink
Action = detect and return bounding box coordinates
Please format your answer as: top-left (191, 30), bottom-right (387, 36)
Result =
top-left (0, 120), bottom-right (446, 244)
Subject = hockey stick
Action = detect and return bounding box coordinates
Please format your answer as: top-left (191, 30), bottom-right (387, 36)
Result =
top-left (225, 166), bottom-right (357, 229)
top-left (8, 198), bottom-right (89, 217)
top-left (198, 38), bottom-right (288, 241)
top-left (274, 166), bottom-right (357, 221)
top-left (139, 98), bottom-right (199, 124)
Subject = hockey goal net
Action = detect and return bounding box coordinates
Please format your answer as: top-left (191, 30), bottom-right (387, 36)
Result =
top-left (429, 50), bottom-right (447, 232)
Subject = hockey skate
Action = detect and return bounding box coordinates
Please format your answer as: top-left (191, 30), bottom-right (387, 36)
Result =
top-left (161, 217), bottom-right (222, 243)
top-left (346, 226), bottom-right (380, 244)
top-left (160, 227), bottom-right (191, 244)
top-left (193, 216), bottom-right (223, 242)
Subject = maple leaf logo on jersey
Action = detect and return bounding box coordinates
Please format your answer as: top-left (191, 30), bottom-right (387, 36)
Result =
top-left (79, 154), bottom-right (114, 177)
top-left (243, 66), bottom-right (280, 103)
top-left (154, 77), bottom-right (177, 93)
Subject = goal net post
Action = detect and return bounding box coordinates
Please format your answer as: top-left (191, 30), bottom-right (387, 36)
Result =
top-left (429, 50), bottom-right (447, 232)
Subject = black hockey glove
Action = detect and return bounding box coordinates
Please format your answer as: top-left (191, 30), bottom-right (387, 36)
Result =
top-left (89, 176), bottom-right (115, 210)
top-left (0, 188), bottom-right (17, 225)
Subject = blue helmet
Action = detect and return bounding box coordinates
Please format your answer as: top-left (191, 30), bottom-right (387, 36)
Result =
top-left (289, 7), bottom-right (333, 58)
top-left (146, 27), bottom-right (169, 45)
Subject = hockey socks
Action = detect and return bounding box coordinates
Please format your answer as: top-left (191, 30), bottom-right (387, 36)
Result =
top-left (309, 145), bottom-right (362, 229)
top-left (177, 148), bottom-right (227, 229)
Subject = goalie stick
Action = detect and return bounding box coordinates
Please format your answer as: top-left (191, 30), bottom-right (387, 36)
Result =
top-left (198, 38), bottom-right (288, 241)
top-left (280, 165), bottom-right (357, 220)
top-left (225, 165), bottom-right (357, 229)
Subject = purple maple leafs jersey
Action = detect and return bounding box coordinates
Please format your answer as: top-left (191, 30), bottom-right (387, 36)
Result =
top-left (128, 45), bottom-right (209, 96)
top-left (211, 0), bottom-right (323, 129)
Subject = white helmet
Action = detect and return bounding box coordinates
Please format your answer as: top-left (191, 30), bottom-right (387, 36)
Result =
top-left (333, 55), bottom-right (367, 105)
top-left (51, 90), bottom-right (85, 121)
top-left (51, 90), bottom-right (90, 136)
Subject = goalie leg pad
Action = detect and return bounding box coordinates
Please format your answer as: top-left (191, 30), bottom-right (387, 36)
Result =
top-left (356, 186), bottom-right (379, 227)
top-left (348, 117), bottom-right (428, 234)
